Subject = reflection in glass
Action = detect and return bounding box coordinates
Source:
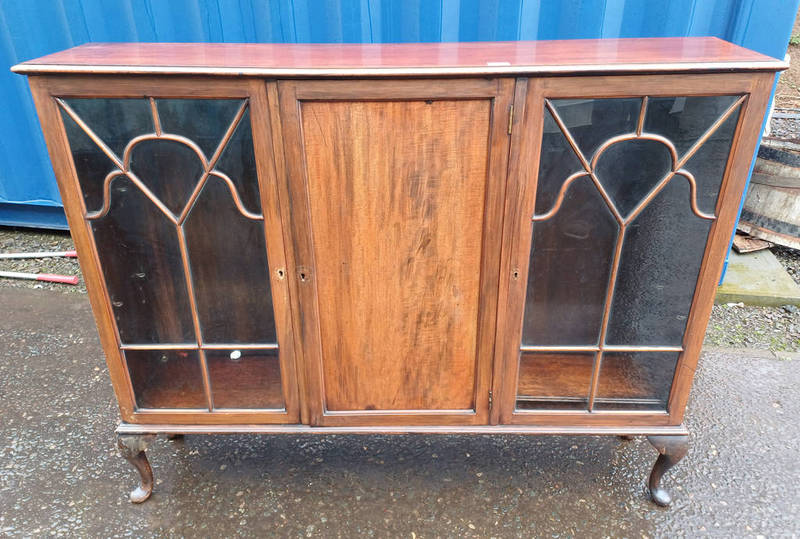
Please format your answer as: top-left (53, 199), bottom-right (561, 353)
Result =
top-left (61, 111), bottom-right (118, 213)
top-left (551, 97), bottom-right (640, 159)
top-left (63, 98), bottom-right (153, 157)
top-left (126, 349), bottom-right (206, 409)
top-left (207, 349), bottom-right (283, 409)
top-left (215, 108), bottom-right (263, 215)
top-left (156, 98), bottom-right (243, 158)
top-left (523, 178), bottom-right (617, 346)
top-left (607, 179), bottom-right (712, 346)
top-left (185, 176), bottom-right (276, 344)
top-left (594, 139), bottom-right (673, 218)
top-left (594, 352), bottom-right (680, 411)
top-left (520, 94), bottom-right (742, 413)
top-left (680, 110), bottom-right (741, 215)
top-left (129, 139), bottom-right (205, 216)
top-left (516, 352), bottom-right (594, 411)
top-left (91, 175), bottom-right (195, 344)
top-left (644, 96), bottom-right (739, 157)
top-left (535, 108), bottom-right (586, 214)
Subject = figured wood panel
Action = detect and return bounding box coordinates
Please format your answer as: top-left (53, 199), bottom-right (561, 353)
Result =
top-left (301, 99), bottom-right (491, 412)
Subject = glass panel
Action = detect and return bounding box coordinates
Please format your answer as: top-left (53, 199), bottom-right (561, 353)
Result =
top-left (516, 352), bottom-right (594, 411)
top-left (60, 111), bottom-right (119, 214)
top-left (681, 108), bottom-right (741, 215)
top-left (126, 349), bottom-right (206, 409)
top-left (129, 139), bottom-right (205, 217)
top-left (607, 178), bottom-right (712, 345)
top-left (535, 108), bottom-right (586, 214)
top-left (523, 177), bottom-right (617, 346)
top-left (594, 139), bottom-right (673, 218)
top-left (550, 98), bottom-right (640, 159)
top-left (184, 175), bottom-right (276, 344)
top-left (63, 98), bottom-right (153, 158)
top-left (644, 96), bottom-right (740, 158)
top-left (156, 98), bottom-right (244, 158)
top-left (594, 352), bottom-right (680, 411)
top-left (215, 107), bottom-right (262, 215)
top-left (91, 175), bottom-right (195, 344)
top-left (207, 348), bottom-right (283, 409)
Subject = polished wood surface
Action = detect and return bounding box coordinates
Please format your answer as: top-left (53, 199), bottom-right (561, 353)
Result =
top-left (277, 78), bottom-right (512, 425)
top-left (116, 422), bottom-right (689, 436)
top-left (13, 37), bottom-right (785, 77)
top-left (304, 99), bottom-right (488, 412)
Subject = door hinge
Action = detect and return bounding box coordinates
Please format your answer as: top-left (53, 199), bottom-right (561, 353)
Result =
top-left (507, 105), bottom-right (514, 135)
top-left (488, 390), bottom-right (493, 409)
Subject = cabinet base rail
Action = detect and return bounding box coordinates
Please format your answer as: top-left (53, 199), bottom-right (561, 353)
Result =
top-left (115, 423), bottom-right (689, 506)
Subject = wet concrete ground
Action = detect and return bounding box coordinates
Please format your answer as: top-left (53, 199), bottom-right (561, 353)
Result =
top-left (1, 287), bottom-right (799, 537)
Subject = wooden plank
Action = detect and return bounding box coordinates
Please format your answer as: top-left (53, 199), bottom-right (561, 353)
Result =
top-left (117, 422), bottom-right (689, 436)
top-left (13, 38), bottom-right (785, 77)
top-left (304, 99), bottom-right (487, 411)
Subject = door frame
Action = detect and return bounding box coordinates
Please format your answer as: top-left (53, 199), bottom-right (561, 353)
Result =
top-left (29, 75), bottom-right (301, 424)
top-left (492, 72), bottom-right (775, 427)
top-left (274, 78), bottom-right (516, 426)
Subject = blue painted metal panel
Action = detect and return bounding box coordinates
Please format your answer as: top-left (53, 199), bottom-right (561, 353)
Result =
top-left (0, 0), bottom-right (797, 229)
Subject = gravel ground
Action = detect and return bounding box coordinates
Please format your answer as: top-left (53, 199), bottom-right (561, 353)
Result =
top-left (705, 303), bottom-right (800, 352)
top-left (767, 112), bottom-right (800, 138)
top-left (772, 245), bottom-right (800, 286)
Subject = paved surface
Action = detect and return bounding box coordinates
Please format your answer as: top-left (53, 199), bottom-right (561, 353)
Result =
top-left (717, 249), bottom-right (800, 307)
top-left (2, 288), bottom-right (800, 537)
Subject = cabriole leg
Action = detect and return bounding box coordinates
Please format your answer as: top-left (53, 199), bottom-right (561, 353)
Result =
top-left (646, 434), bottom-right (689, 507)
top-left (117, 433), bottom-right (156, 503)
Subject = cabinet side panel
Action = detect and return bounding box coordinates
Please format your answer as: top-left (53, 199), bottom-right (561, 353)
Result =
top-left (301, 99), bottom-right (491, 411)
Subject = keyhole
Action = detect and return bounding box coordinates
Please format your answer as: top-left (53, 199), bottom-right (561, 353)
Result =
top-left (276, 268), bottom-right (285, 279)
top-left (512, 269), bottom-right (520, 280)
top-left (299, 272), bottom-right (307, 282)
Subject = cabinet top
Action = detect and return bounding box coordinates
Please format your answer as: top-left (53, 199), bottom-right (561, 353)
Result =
top-left (13, 37), bottom-right (785, 77)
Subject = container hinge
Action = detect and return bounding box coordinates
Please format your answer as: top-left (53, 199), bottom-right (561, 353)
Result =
top-left (507, 105), bottom-right (514, 135)
top-left (488, 390), bottom-right (493, 409)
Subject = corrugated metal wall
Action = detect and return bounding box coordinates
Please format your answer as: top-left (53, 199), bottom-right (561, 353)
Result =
top-left (1, 0), bottom-right (798, 229)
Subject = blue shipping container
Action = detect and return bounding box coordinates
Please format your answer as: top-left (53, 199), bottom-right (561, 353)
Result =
top-left (1, 0), bottom-right (798, 230)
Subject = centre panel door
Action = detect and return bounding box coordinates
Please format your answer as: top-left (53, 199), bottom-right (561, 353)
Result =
top-left (277, 79), bottom-right (514, 426)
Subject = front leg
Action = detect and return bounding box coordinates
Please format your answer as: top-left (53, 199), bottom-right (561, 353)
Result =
top-left (646, 434), bottom-right (689, 507)
top-left (117, 433), bottom-right (156, 503)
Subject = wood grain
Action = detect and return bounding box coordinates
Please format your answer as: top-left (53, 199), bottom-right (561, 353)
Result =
top-left (117, 422), bottom-right (688, 436)
top-left (13, 38), bottom-right (785, 77)
top-left (303, 99), bottom-right (488, 411)
top-left (277, 78), bottom-right (514, 425)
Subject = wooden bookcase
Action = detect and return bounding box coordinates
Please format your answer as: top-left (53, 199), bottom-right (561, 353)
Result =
top-left (13, 38), bottom-right (783, 506)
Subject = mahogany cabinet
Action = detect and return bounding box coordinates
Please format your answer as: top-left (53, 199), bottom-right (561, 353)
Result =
top-left (13, 38), bottom-right (783, 506)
